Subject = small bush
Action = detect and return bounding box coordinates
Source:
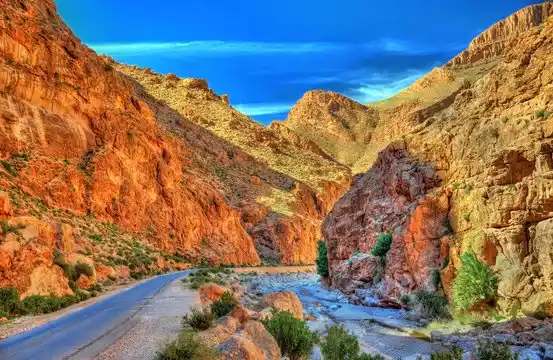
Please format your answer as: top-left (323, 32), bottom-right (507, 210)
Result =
top-left (104, 63), bottom-right (113, 72)
top-left (182, 306), bottom-right (215, 330)
top-left (0, 221), bottom-right (26, 235)
top-left (75, 262), bottom-right (94, 278)
top-left (475, 339), bottom-right (517, 360)
top-left (400, 294), bottom-right (412, 307)
top-left (430, 346), bottom-right (463, 360)
top-left (211, 291), bottom-right (238, 318)
top-left (0, 288), bottom-right (22, 315)
top-left (263, 310), bottom-right (316, 360)
top-left (535, 109), bottom-right (550, 119)
top-left (371, 233), bottom-right (392, 257)
top-left (356, 354), bottom-right (385, 360)
top-left (315, 240), bottom-right (329, 278)
top-left (452, 251), bottom-right (497, 310)
top-left (0, 160), bottom-right (17, 177)
top-left (155, 331), bottom-right (220, 360)
top-left (432, 269), bottom-right (441, 288)
top-left (414, 291), bottom-right (450, 320)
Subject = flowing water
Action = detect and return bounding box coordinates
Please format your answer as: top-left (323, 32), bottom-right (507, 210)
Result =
top-left (249, 272), bottom-right (446, 359)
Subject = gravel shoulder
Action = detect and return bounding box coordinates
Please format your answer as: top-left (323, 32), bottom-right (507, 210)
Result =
top-left (93, 276), bottom-right (199, 360)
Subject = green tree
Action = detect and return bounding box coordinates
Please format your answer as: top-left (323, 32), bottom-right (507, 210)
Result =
top-left (315, 240), bottom-right (329, 278)
top-left (263, 310), bottom-right (316, 360)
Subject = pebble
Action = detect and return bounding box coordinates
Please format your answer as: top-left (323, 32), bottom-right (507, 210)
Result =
top-left (519, 348), bottom-right (543, 360)
top-left (493, 333), bottom-right (516, 345)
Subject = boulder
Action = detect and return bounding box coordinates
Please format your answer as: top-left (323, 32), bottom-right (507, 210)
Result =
top-left (202, 316), bottom-right (240, 344)
top-left (199, 282), bottom-right (230, 304)
top-left (219, 335), bottom-right (265, 360)
top-left (240, 321), bottom-right (281, 360)
top-left (231, 305), bottom-right (253, 323)
top-left (263, 291), bottom-right (303, 319)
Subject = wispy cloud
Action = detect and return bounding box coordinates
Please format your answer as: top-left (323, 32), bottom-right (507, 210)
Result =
top-left (90, 41), bottom-right (344, 57)
top-left (348, 70), bottom-right (428, 103)
top-left (89, 39), bottom-right (461, 58)
top-left (234, 103), bottom-right (293, 117)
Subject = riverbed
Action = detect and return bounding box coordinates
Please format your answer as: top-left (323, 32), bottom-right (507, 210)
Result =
top-left (245, 272), bottom-right (446, 359)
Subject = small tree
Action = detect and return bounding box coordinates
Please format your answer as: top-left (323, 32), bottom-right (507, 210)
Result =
top-left (371, 233), bottom-right (392, 257)
top-left (452, 251), bottom-right (497, 310)
top-left (315, 240), bottom-right (329, 278)
top-left (321, 325), bottom-right (384, 360)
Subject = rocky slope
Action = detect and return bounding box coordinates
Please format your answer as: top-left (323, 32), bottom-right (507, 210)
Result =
top-left (0, 0), bottom-right (350, 297)
top-left (116, 65), bottom-right (351, 265)
top-left (322, 3), bottom-right (553, 314)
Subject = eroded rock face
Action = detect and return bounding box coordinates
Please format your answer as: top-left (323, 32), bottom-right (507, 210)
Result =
top-left (447, 2), bottom-right (553, 67)
top-left (323, 10), bottom-right (553, 312)
top-left (0, 0), bottom-right (262, 266)
top-left (323, 143), bottom-right (445, 297)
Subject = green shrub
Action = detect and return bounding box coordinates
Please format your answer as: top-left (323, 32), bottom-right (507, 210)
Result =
top-left (414, 291), bottom-right (450, 320)
top-left (315, 240), bottom-right (329, 278)
top-left (535, 109), bottom-right (551, 119)
top-left (0, 221), bottom-right (26, 235)
top-left (0, 160), bottom-right (17, 177)
top-left (430, 346), bottom-right (463, 360)
top-left (0, 288), bottom-right (22, 315)
top-left (432, 269), bottom-right (441, 288)
top-left (452, 251), bottom-right (497, 310)
top-left (400, 294), bottom-right (412, 307)
top-left (371, 233), bottom-right (392, 257)
top-left (355, 354), bottom-right (385, 360)
top-left (475, 339), bottom-right (517, 360)
top-left (211, 291), bottom-right (238, 318)
top-left (263, 310), bottom-right (316, 360)
top-left (182, 306), bottom-right (215, 330)
top-left (75, 262), bottom-right (94, 278)
top-left (155, 331), bottom-right (220, 360)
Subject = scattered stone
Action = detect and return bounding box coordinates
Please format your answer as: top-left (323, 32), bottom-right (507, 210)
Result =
top-left (493, 334), bottom-right (516, 344)
top-left (199, 283), bottom-right (229, 304)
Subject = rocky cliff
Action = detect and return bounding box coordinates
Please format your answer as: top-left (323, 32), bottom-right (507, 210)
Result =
top-left (0, 0), bottom-right (350, 297)
top-left (322, 5), bottom-right (553, 314)
top-left (447, 2), bottom-right (553, 67)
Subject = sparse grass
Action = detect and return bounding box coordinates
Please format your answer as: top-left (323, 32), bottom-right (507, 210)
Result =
top-left (428, 346), bottom-right (463, 360)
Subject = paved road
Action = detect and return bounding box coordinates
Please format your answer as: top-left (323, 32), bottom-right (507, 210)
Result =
top-left (0, 271), bottom-right (190, 360)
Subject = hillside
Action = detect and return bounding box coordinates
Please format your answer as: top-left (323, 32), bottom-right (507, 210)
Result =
top-left (0, 0), bottom-right (349, 298)
top-left (322, 2), bottom-right (553, 314)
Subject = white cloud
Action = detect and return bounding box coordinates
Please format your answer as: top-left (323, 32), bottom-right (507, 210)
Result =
top-left (90, 41), bottom-right (343, 57)
top-left (233, 103), bottom-right (293, 116)
top-left (349, 70), bottom-right (428, 103)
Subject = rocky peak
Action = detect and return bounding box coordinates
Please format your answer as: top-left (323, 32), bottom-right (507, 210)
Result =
top-left (284, 90), bottom-right (379, 168)
top-left (447, 2), bottom-right (553, 67)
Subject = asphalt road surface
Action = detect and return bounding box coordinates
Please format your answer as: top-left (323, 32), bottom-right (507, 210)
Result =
top-left (0, 271), bottom-right (190, 360)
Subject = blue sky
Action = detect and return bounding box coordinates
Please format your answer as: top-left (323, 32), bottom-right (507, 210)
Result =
top-left (57, 0), bottom-right (538, 124)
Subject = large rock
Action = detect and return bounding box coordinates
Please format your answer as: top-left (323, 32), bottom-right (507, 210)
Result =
top-left (263, 291), bottom-right (303, 319)
top-left (240, 321), bottom-right (281, 360)
top-left (199, 283), bottom-right (230, 304)
top-left (219, 335), bottom-right (265, 360)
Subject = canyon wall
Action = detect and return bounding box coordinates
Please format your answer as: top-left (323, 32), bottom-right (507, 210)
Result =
top-left (0, 0), bottom-right (349, 296)
top-left (321, 3), bottom-right (553, 313)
